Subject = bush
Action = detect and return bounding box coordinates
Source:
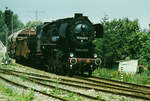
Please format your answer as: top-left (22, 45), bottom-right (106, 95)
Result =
top-left (95, 16), bottom-right (150, 70)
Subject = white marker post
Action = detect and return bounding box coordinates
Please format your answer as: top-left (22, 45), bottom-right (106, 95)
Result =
top-left (121, 67), bottom-right (123, 81)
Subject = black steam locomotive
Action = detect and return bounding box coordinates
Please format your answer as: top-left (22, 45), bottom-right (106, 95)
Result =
top-left (35, 13), bottom-right (103, 76)
top-left (8, 13), bottom-right (103, 76)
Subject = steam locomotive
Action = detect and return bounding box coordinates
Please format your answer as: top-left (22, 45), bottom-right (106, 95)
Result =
top-left (8, 13), bottom-right (103, 76)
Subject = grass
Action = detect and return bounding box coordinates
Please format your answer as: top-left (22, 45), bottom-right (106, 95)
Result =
top-left (0, 84), bottom-right (34, 101)
top-left (0, 63), bottom-right (18, 71)
top-left (50, 79), bottom-right (61, 95)
top-left (119, 97), bottom-right (132, 101)
top-left (49, 88), bottom-right (83, 101)
top-left (63, 93), bottom-right (82, 101)
top-left (0, 64), bottom-right (10, 68)
top-left (98, 93), bottom-right (103, 101)
top-left (93, 67), bottom-right (150, 86)
top-left (47, 79), bottom-right (84, 101)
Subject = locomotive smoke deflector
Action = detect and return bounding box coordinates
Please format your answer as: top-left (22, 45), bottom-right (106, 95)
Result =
top-left (94, 23), bottom-right (103, 38)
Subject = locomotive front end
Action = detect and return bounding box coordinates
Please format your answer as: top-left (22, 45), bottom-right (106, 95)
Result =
top-left (69, 53), bottom-right (102, 76)
top-left (67, 13), bottom-right (103, 76)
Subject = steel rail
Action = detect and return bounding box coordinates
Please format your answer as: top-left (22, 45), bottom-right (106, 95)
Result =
top-left (26, 75), bottom-right (150, 95)
top-left (0, 75), bottom-right (69, 101)
top-left (0, 69), bottom-right (150, 100)
top-left (74, 75), bottom-right (150, 93)
top-left (0, 68), bottom-right (150, 94)
top-left (24, 74), bottom-right (150, 100)
top-left (91, 75), bottom-right (150, 89)
top-left (0, 71), bottom-right (102, 101)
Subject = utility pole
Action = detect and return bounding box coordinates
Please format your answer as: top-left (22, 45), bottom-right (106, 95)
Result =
top-left (4, 7), bottom-right (12, 64)
top-left (35, 10), bottom-right (38, 21)
top-left (27, 10), bottom-right (44, 21)
top-left (12, 14), bottom-right (13, 33)
top-left (34, 10), bottom-right (44, 21)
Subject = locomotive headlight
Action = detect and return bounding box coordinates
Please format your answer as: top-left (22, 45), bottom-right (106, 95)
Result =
top-left (70, 53), bottom-right (74, 57)
top-left (94, 53), bottom-right (97, 58)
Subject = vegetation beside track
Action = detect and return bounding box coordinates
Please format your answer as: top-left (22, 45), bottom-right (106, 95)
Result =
top-left (93, 67), bottom-right (150, 86)
top-left (0, 64), bottom-right (35, 101)
top-left (0, 83), bottom-right (34, 101)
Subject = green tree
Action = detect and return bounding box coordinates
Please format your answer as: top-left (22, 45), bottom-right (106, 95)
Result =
top-left (95, 16), bottom-right (150, 69)
top-left (11, 14), bottom-right (24, 33)
top-left (0, 10), bottom-right (7, 43)
top-left (96, 17), bottom-right (141, 68)
top-left (0, 10), bottom-right (24, 44)
top-left (135, 32), bottom-right (150, 69)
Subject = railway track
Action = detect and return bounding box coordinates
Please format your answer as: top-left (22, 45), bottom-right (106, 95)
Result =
top-left (0, 69), bottom-right (103, 101)
top-left (0, 74), bottom-right (69, 101)
top-left (14, 63), bottom-right (150, 92)
top-left (0, 68), bottom-right (150, 100)
top-left (74, 75), bottom-right (150, 93)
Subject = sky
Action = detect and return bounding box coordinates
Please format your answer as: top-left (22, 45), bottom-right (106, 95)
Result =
top-left (0, 0), bottom-right (150, 29)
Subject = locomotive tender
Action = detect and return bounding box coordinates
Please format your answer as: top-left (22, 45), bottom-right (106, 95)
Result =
top-left (9, 13), bottom-right (103, 76)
